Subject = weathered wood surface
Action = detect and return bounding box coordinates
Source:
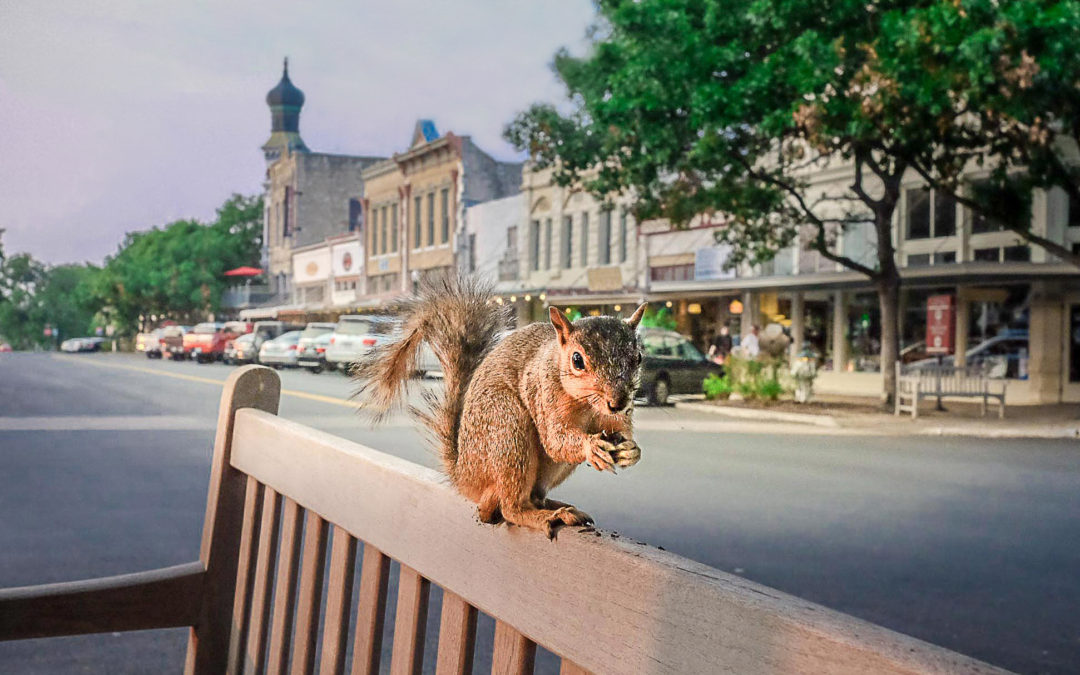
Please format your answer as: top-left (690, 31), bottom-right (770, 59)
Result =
top-left (266, 497), bottom-right (304, 674)
top-left (243, 486), bottom-right (283, 675)
top-left (492, 620), bottom-right (536, 675)
top-left (226, 476), bottom-right (267, 674)
top-left (434, 590), bottom-right (476, 675)
top-left (389, 564), bottom-right (430, 675)
top-left (351, 543), bottom-right (391, 675)
top-left (187, 365), bottom-right (280, 674)
top-left (231, 408), bottom-right (1010, 675)
top-left (0, 562), bottom-right (203, 641)
top-left (289, 512), bottom-right (328, 675)
top-left (318, 526), bottom-right (357, 675)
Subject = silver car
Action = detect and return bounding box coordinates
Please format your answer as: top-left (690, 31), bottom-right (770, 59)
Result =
top-left (324, 315), bottom-right (397, 372)
top-left (258, 330), bottom-right (302, 369)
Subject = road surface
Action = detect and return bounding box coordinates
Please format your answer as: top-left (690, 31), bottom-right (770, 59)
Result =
top-left (0, 352), bottom-right (1077, 673)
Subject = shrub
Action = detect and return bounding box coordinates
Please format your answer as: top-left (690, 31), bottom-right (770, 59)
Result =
top-left (703, 372), bottom-right (733, 400)
top-left (756, 378), bottom-right (784, 401)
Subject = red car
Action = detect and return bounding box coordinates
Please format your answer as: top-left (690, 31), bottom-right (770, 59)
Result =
top-left (183, 322), bottom-right (250, 363)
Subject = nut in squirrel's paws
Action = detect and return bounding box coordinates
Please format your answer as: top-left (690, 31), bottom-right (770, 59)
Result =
top-left (544, 506), bottom-right (593, 539)
top-left (611, 439), bottom-right (641, 468)
top-left (586, 434), bottom-right (618, 473)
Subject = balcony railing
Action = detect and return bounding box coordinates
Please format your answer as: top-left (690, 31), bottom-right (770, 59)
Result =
top-left (222, 284), bottom-right (276, 309)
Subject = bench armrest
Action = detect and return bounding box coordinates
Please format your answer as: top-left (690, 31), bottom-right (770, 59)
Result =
top-left (0, 561), bottom-right (204, 641)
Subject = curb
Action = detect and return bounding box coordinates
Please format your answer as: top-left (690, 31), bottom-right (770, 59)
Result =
top-left (675, 401), bottom-right (840, 428)
top-left (918, 426), bottom-right (1080, 440)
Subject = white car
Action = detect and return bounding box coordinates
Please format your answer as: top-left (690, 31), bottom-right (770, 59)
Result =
top-left (258, 331), bottom-right (302, 369)
top-left (324, 315), bottom-right (397, 372)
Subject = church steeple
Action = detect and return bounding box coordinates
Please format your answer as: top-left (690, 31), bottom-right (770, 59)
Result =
top-left (262, 58), bottom-right (310, 165)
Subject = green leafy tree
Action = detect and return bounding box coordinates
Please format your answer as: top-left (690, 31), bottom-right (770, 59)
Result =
top-left (0, 254), bottom-right (102, 350)
top-left (99, 194), bottom-right (263, 334)
top-left (506, 0), bottom-right (1077, 401)
top-left (862, 0), bottom-right (1080, 266)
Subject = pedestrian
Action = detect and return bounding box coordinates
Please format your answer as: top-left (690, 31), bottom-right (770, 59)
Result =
top-left (742, 324), bottom-right (760, 358)
top-left (707, 325), bottom-right (733, 365)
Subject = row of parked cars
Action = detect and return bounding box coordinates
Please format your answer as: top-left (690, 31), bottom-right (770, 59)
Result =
top-left (135, 315), bottom-right (442, 376)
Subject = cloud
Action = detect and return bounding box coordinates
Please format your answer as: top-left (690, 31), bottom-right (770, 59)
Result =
top-left (0, 0), bottom-right (594, 264)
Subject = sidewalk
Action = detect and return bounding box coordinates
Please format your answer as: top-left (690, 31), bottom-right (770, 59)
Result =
top-left (676, 393), bottom-right (1080, 439)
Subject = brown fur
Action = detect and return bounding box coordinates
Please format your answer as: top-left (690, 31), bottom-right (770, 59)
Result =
top-left (354, 274), bottom-right (646, 538)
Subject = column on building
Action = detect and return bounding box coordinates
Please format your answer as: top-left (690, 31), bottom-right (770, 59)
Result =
top-left (832, 290), bottom-right (848, 372)
top-left (790, 292), bottom-right (805, 362)
top-left (1028, 281), bottom-right (1065, 402)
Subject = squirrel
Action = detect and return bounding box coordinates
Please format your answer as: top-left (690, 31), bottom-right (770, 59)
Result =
top-left (353, 275), bottom-right (646, 538)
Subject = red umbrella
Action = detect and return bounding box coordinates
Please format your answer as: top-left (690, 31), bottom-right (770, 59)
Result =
top-left (224, 266), bottom-right (264, 277)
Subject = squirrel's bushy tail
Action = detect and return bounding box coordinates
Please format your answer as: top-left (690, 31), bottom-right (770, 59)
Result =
top-left (352, 274), bottom-right (507, 476)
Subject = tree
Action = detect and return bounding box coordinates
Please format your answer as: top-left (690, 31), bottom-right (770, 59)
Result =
top-left (863, 0), bottom-right (1080, 266)
top-left (98, 194), bottom-right (263, 334)
top-left (506, 0), bottom-right (959, 402)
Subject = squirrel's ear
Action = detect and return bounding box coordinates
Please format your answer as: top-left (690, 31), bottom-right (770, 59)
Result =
top-left (549, 306), bottom-right (574, 344)
top-left (625, 303), bottom-right (648, 329)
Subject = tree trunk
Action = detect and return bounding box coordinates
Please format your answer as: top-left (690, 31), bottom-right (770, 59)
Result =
top-left (876, 275), bottom-right (900, 407)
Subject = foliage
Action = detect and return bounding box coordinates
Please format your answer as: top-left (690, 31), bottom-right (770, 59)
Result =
top-left (639, 306), bottom-right (677, 331)
top-left (716, 353), bottom-right (788, 404)
top-left (98, 194), bottom-right (263, 334)
top-left (0, 245), bottom-right (102, 350)
top-left (861, 0), bottom-right (1080, 266)
top-left (702, 372), bottom-right (733, 400)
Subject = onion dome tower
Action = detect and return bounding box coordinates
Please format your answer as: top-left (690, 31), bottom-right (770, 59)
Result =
top-left (262, 58), bottom-right (310, 165)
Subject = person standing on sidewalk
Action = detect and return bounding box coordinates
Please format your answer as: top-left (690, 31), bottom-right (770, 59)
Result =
top-left (708, 325), bottom-right (733, 365)
top-left (742, 324), bottom-right (761, 358)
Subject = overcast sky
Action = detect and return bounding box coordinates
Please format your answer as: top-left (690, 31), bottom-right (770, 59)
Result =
top-left (0, 1), bottom-right (595, 265)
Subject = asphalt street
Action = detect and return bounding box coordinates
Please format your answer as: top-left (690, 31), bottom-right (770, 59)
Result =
top-left (0, 352), bottom-right (1078, 673)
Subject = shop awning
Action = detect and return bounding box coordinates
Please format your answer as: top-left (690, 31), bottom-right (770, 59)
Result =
top-left (225, 266), bottom-right (264, 277)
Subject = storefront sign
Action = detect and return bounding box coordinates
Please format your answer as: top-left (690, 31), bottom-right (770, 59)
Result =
top-left (292, 248), bottom-right (331, 284)
top-left (694, 245), bottom-right (736, 280)
top-left (926, 294), bottom-right (955, 355)
top-left (587, 267), bottom-right (623, 292)
top-left (332, 241), bottom-right (362, 277)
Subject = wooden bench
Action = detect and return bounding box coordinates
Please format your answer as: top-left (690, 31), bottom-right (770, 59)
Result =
top-left (895, 362), bottom-right (1008, 419)
top-left (0, 366), bottom-right (1007, 674)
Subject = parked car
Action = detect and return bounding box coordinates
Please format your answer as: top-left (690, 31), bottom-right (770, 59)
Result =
top-left (183, 322), bottom-right (250, 363)
top-left (251, 320), bottom-right (303, 363)
top-left (294, 322), bottom-right (337, 373)
top-left (910, 330), bottom-right (1029, 379)
top-left (135, 329), bottom-right (165, 358)
top-left (0, 342), bottom-right (12, 353)
top-left (324, 315), bottom-right (397, 372)
top-left (638, 328), bottom-right (723, 406)
top-left (60, 338), bottom-right (84, 352)
top-left (416, 340), bottom-right (442, 378)
top-left (297, 331), bottom-right (334, 373)
top-left (160, 325), bottom-right (192, 359)
top-left (258, 330), bottom-right (302, 369)
top-left (225, 333), bottom-right (257, 365)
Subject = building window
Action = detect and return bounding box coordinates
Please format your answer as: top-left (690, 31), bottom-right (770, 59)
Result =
top-left (282, 186), bottom-right (293, 238)
top-left (413, 196), bottom-right (422, 249)
top-left (440, 188), bottom-right (450, 244)
top-left (370, 205), bottom-right (378, 255)
top-left (1069, 191), bottom-right (1080, 229)
top-left (934, 251), bottom-right (956, 265)
top-left (905, 187), bottom-right (955, 240)
top-left (580, 212), bottom-right (590, 267)
top-left (427, 193), bottom-right (435, 246)
top-left (1003, 245), bottom-right (1030, 262)
top-left (598, 211), bottom-right (612, 265)
top-left (384, 204), bottom-right (393, 253)
top-left (620, 209), bottom-right (629, 263)
top-left (650, 264), bottom-right (695, 282)
top-left (562, 216), bottom-right (573, 269)
top-left (973, 247), bottom-right (999, 262)
top-left (348, 198), bottom-right (362, 232)
top-left (544, 218), bottom-right (552, 269)
top-left (529, 220), bottom-right (541, 272)
top-left (469, 233), bottom-right (477, 273)
top-left (907, 254), bottom-right (930, 267)
top-left (391, 203), bottom-right (398, 252)
top-left (507, 225), bottom-right (517, 251)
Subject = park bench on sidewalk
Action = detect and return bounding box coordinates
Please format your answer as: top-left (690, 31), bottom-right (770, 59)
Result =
top-left (895, 362), bottom-right (1008, 420)
top-left (0, 366), bottom-right (1006, 674)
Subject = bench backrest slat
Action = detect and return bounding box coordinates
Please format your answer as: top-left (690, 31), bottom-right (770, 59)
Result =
top-left (352, 544), bottom-right (392, 675)
top-left (227, 407), bottom-right (1002, 674)
top-left (289, 512), bottom-right (328, 675)
top-left (266, 497), bottom-right (304, 674)
top-left (435, 590), bottom-right (478, 675)
top-left (493, 619), bottom-right (538, 675)
top-left (225, 475), bottom-right (265, 673)
top-left (389, 564), bottom-right (432, 675)
top-left (318, 527), bottom-right (358, 675)
top-left (245, 485), bottom-right (283, 673)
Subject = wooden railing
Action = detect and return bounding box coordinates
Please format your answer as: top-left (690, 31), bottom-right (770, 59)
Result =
top-left (0, 367), bottom-right (1009, 674)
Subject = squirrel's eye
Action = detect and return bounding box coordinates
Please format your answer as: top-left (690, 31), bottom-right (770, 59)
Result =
top-left (571, 352), bottom-right (585, 371)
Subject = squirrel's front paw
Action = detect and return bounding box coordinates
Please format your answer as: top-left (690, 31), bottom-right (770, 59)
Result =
top-left (612, 439), bottom-right (642, 468)
top-left (584, 435), bottom-right (617, 473)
